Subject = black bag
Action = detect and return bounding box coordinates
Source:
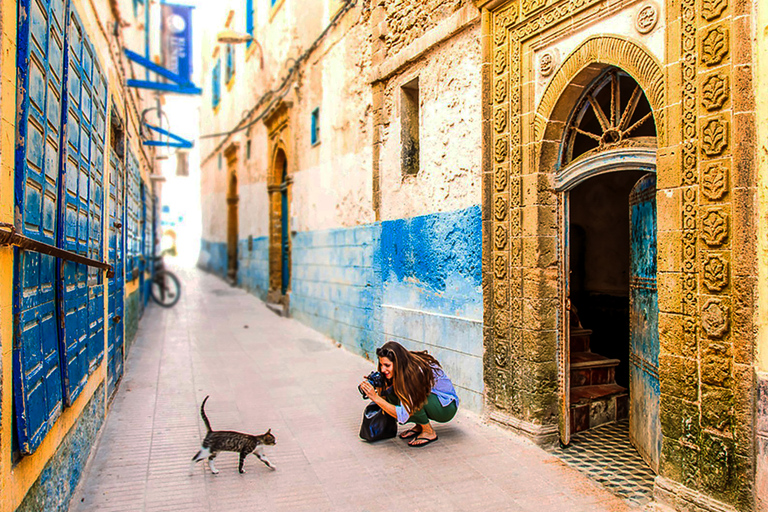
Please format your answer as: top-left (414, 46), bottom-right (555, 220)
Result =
top-left (359, 402), bottom-right (397, 442)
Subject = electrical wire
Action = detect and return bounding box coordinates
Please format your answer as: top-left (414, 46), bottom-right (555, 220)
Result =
top-left (198, 0), bottom-right (358, 153)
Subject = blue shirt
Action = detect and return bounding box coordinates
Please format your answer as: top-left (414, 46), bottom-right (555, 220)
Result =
top-left (395, 367), bottom-right (459, 424)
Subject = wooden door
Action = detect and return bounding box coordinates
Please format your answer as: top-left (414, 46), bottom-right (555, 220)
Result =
top-left (628, 173), bottom-right (660, 473)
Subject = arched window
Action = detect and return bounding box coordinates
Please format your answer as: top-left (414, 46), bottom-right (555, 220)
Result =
top-left (561, 68), bottom-right (656, 167)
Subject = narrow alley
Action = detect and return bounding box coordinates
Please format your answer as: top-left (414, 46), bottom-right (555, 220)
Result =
top-left (69, 267), bottom-right (638, 512)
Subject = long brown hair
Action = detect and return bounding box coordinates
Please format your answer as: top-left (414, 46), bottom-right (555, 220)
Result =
top-left (376, 341), bottom-right (441, 414)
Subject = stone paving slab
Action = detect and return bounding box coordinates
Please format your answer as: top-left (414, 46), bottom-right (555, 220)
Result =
top-left (69, 267), bottom-right (641, 512)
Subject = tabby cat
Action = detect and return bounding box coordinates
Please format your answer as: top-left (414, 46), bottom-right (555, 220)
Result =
top-left (191, 396), bottom-right (277, 474)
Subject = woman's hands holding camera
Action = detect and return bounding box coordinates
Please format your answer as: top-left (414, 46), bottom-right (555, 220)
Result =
top-left (359, 380), bottom-right (378, 400)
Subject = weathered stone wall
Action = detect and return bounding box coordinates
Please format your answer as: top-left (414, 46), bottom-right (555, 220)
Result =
top-left (16, 385), bottom-right (104, 512)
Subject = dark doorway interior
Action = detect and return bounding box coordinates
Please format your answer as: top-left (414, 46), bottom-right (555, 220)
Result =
top-left (569, 170), bottom-right (647, 389)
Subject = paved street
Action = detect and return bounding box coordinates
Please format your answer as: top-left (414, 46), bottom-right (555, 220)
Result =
top-left (69, 267), bottom-right (640, 512)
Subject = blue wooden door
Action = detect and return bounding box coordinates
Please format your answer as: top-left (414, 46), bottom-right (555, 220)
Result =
top-left (58, 11), bottom-right (106, 406)
top-left (629, 173), bottom-right (660, 473)
top-left (107, 148), bottom-right (125, 398)
top-left (13, 0), bottom-right (67, 454)
top-left (280, 159), bottom-right (289, 295)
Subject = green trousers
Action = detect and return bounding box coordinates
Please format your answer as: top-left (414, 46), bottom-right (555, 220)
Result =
top-left (386, 393), bottom-right (458, 425)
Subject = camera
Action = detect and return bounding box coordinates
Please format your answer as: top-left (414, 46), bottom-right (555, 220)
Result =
top-left (358, 371), bottom-right (387, 398)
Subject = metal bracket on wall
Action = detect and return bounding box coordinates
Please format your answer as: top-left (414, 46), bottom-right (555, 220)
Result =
top-left (0, 223), bottom-right (114, 278)
top-left (143, 123), bottom-right (194, 149)
top-left (123, 49), bottom-right (203, 95)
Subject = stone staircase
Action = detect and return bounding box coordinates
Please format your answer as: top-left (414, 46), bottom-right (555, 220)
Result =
top-left (569, 310), bottom-right (628, 434)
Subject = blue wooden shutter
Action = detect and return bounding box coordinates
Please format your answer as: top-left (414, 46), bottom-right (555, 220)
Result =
top-left (126, 150), bottom-right (141, 281)
top-left (87, 39), bottom-right (107, 373)
top-left (245, 0), bottom-right (254, 48)
top-left (107, 147), bottom-right (125, 397)
top-left (58, 11), bottom-right (91, 405)
top-left (13, 0), bottom-right (67, 454)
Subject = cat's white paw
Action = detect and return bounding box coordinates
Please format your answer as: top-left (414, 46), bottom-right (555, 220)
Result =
top-left (211, 469), bottom-right (219, 475)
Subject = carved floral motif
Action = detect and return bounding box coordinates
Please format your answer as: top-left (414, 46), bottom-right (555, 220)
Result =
top-left (494, 254), bottom-right (508, 280)
top-left (494, 196), bottom-right (508, 221)
top-left (703, 254), bottom-right (729, 292)
top-left (701, 118), bottom-right (729, 156)
top-left (495, 108), bottom-right (508, 133)
top-left (495, 79), bottom-right (507, 104)
top-left (701, 209), bottom-right (729, 246)
top-left (701, 163), bottom-right (729, 200)
top-left (701, 0), bottom-right (727, 21)
top-left (495, 166), bottom-right (508, 192)
top-left (494, 224), bottom-right (508, 250)
top-left (702, 299), bottom-right (729, 338)
top-left (701, 26), bottom-right (729, 66)
top-left (495, 138), bottom-right (508, 162)
top-left (702, 74), bottom-right (729, 111)
top-left (494, 339), bottom-right (509, 367)
top-left (495, 48), bottom-right (507, 75)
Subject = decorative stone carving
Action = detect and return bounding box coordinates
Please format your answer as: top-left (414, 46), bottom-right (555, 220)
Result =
top-left (495, 79), bottom-right (507, 104)
top-left (495, 138), bottom-right (508, 162)
top-left (494, 196), bottom-right (508, 221)
top-left (703, 254), bottom-right (729, 292)
top-left (701, 118), bottom-right (728, 156)
top-left (495, 166), bottom-right (508, 192)
top-left (702, 74), bottom-right (729, 111)
top-left (522, 0), bottom-right (547, 16)
top-left (494, 282), bottom-right (508, 308)
top-left (494, 339), bottom-right (509, 367)
top-left (495, 48), bottom-right (507, 75)
top-left (701, 26), bottom-right (729, 66)
top-left (701, 209), bottom-right (729, 246)
top-left (701, 0), bottom-right (727, 21)
top-left (494, 108), bottom-right (508, 133)
top-left (539, 51), bottom-right (556, 77)
top-left (701, 299), bottom-right (729, 338)
top-left (494, 224), bottom-right (508, 250)
top-left (494, 253), bottom-right (508, 280)
top-left (701, 163), bottom-right (729, 200)
top-left (494, 309), bottom-right (510, 338)
top-left (510, 177), bottom-right (521, 207)
top-left (635, 2), bottom-right (659, 34)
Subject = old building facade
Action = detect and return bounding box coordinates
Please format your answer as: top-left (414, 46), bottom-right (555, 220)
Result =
top-left (199, 0), bottom-right (767, 510)
top-left (0, 0), bottom-right (161, 510)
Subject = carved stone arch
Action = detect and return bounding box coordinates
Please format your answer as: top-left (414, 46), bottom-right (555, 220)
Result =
top-left (534, 36), bottom-right (665, 174)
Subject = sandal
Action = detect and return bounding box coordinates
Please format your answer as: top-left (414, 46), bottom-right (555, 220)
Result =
top-left (409, 435), bottom-right (438, 447)
top-left (399, 426), bottom-right (422, 439)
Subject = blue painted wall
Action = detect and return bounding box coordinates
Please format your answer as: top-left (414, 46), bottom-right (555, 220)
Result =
top-left (238, 236), bottom-right (269, 300)
top-left (204, 206), bottom-right (484, 413)
top-left (379, 205), bottom-right (484, 412)
top-left (290, 225), bottom-right (381, 360)
top-left (198, 239), bottom-right (228, 278)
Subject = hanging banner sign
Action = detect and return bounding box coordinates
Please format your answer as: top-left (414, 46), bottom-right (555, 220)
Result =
top-left (161, 3), bottom-right (194, 84)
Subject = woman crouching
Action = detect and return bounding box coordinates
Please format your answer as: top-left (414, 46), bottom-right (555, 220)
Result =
top-left (359, 341), bottom-right (459, 447)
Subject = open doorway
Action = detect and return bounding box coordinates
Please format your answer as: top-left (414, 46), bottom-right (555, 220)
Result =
top-left (550, 67), bottom-right (660, 505)
top-left (568, 170), bottom-right (647, 433)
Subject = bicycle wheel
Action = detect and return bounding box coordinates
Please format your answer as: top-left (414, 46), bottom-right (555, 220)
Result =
top-left (150, 270), bottom-right (182, 308)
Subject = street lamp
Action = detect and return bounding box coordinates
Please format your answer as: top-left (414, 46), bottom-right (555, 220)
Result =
top-left (216, 29), bottom-right (252, 44)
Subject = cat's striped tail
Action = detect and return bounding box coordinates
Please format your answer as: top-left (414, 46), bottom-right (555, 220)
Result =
top-left (200, 395), bottom-right (212, 432)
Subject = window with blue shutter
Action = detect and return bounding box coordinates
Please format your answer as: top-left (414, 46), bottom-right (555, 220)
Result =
top-left (212, 59), bottom-right (221, 110)
top-left (246, 0), bottom-right (254, 48)
top-left (225, 44), bottom-right (235, 88)
top-left (311, 108), bottom-right (320, 145)
top-left (126, 150), bottom-right (141, 282)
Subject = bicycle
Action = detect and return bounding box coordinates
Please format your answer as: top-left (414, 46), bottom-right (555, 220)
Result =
top-left (150, 256), bottom-right (181, 308)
